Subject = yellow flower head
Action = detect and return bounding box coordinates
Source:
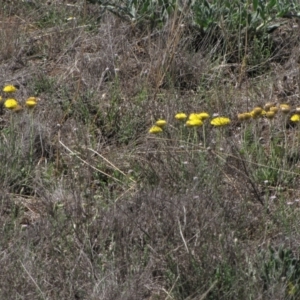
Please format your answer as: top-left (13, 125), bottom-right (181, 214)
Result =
top-left (155, 119), bottom-right (167, 127)
top-left (238, 113), bottom-right (252, 121)
top-left (186, 119), bottom-right (203, 127)
top-left (290, 114), bottom-right (300, 122)
top-left (280, 104), bottom-right (291, 113)
top-left (27, 96), bottom-right (37, 102)
top-left (238, 113), bottom-right (247, 121)
top-left (261, 110), bottom-right (267, 116)
top-left (238, 112), bottom-right (252, 121)
top-left (264, 102), bottom-right (276, 111)
top-left (196, 112), bottom-right (210, 120)
top-left (210, 117), bottom-right (231, 126)
top-left (25, 97), bottom-right (37, 108)
top-left (188, 113), bottom-right (200, 120)
top-left (251, 107), bottom-right (263, 118)
top-left (266, 111), bottom-right (275, 119)
top-left (175, 113), bottom-right (187, 120)
top-left (149, 125), bottom-right (163, 134)
top-left (269, 106), bottom-right (278, 113)
top-left (4, 98), bottom-right (18, 109)
top-left (243, 112), bottom-right (252, 120)
top-left (3, 85), bottom-right (17, 93)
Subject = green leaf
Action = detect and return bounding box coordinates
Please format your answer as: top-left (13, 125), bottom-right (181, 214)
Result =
top-left (252, 0), bottom-right (258, 11)
top-left (266, 0), bottom-right (276, 10)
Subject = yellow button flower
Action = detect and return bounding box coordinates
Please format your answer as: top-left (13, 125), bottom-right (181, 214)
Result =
top-left (188, 113), bottom-right (200, 120)
top-left (266, 111), bottom-right (275, 119)
top-left (186, 119), bottom-right (203, 127)
top-left (243, 112), bottom-right (252, 120)
top-left (210, 117), bottom-right (231, 126)
top-left (264, 102), bottom-right (276, 111)
top-left (175, 113), bottom-right (187, 120)
top-left (290, 114), bottom-right (300, 122)
top-left (149, 125), bottom-right (163, 134)
top-left (238, 113), bottom-right (252, 121)
top-left (196, 112), bottom-right (210, 120)
top-left (4, 99), bottom-right (18, 109)
top-left (251, 107), bottom-right (263, 118)
top-left (3, 85), bottom-right (17, 93)
top-left (155, 119), bottom-right (167, 127)
top-left (269, 106), bottom-right (278, 113)
top-left (280, 104), bottom-right (291, 113)
top-left (25, 97), bottom-right (37, 108)
top-left (238, 113), bottom-right (246, 121)
top-left (27, 96), bottom-right (37, 101)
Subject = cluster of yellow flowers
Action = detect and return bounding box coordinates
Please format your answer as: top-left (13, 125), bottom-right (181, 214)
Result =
top-left (149, 119), bottom-right (167, 134)
top-left (1, 85), bottom-right (38, 112)
top-left (149, 112), bottom-right (231, 134)
top-left (238, 102), bottom-right (300, 122)
top-left (149, 102), bottom-right (300, 134)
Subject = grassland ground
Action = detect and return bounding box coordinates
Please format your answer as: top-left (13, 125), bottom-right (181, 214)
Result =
top-left (1, 0), bottom-right (300, 299)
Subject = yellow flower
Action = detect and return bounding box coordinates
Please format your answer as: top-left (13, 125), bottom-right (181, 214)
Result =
top-left (264, 102), bottom-right (276, 111)
top-left (25, 97), bottom-right (37, 108)
top-left (290, 114), bottom-right (300, 122)
top-left (266, 111), bottom-right (275, 119)
top-left (196, 112), bottom-right (210, 120)
top-left (251, 107), bottom-right (263, 118)
top-left (27, 96), bottom-right (37, 101)
top-left (188, 113), bottom-right (200, 120)
top-left (210, 117), bottom-right (231, 126)
top-left (4, 98), bottom-right (18, 109)
top-left (3, 85), bottom-right (17, 93)
top-left (149, 125), bottom-right (163, 134)
top-left (175, 113), bottom-right (187, 120)
top-left (238, 113), bottom-right (252, 121)
top-left (238, 113), bottom-right (246, 121)
top-left (186, 119), bottom-right (203, 127)
top-left (280, 104), bottom-right (291, 113)
top-left (269, 106), bottom-right (278, 113)
top-left (155, 119), bottom-right (167, 127)
top-left (243, 112), bottom-right (252, 120)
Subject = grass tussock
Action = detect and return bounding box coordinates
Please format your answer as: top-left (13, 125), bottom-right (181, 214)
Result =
top-left (1, 0), bottom-right (300, 299)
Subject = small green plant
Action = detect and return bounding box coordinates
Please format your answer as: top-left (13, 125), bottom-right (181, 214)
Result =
top-left (88, 0), bottom-right (179, 27)
top-left (261, 246), bottom-right (300, 298)
top-left (192, 0), bottom-right (299, 34)
top-left (36, 5), bottom-right (69, 28)
top-left (31, 73), bottom-right (56, 95)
